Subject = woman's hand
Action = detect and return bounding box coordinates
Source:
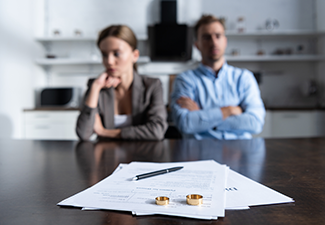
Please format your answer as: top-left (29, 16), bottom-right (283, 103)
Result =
top-left (85, 73), bottom-right (121, 108)
top-left (93, 114), bottom-right (121, 138)
top-left (94, 114), bottom-right (105, 136)
top-left (93, 72), bottom-right (121, 90)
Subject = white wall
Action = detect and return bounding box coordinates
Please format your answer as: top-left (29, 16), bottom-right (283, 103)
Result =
top-left (0, 0), bottom-right (322, 139)
top-left (0, 0), bottom-right (43, 138)
top-left (315, 0), bottom-right (325, 32)
top-left (202, 0), bottom-right (315, 31)
top-left (46, 0), bottom-right (153, 37)
top-left (315, 0), bottom-right (325, 107)
top-left (44, 0), bottom-right (315, 35)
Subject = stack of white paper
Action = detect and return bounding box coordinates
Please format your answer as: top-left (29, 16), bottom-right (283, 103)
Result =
top-left (58, 160), bottom-right (294, 220)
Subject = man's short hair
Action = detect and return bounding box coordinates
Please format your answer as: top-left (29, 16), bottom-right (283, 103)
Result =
top-left (194, 15), bottom-right (225, 39)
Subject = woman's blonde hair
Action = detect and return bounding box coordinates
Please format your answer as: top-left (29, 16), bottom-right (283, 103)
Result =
top-left (97, 25), bottom-right (138, 71)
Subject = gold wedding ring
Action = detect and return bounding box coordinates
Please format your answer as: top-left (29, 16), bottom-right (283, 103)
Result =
top-left (155, 196), bottom-right (169, 205)
top-left (186, 194), bottom-right (203, 205)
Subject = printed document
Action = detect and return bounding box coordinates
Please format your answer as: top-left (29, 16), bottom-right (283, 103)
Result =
top-left (58, 160), bottom-right (294, 220)
top-left (58, 160), bottom-right (228, 220)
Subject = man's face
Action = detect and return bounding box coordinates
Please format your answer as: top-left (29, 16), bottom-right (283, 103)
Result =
top-left (195, 21), bottom-right (227, 64)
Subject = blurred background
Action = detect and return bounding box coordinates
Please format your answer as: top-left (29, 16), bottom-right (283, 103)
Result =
top-left (1, 0), bottom-right (325, 140)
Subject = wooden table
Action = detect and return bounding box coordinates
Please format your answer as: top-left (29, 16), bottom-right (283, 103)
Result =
top-left (0, 138), bottom-right (324, 224)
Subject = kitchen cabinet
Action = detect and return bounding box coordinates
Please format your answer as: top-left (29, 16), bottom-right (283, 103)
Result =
top-left (271, 110), bottom-right (317, 138)
top-left (23, 110), bottom-right (79, 140)
top-left (23, 109), bottom-right (325, 140)
top-left (254, 110), bottom-right (325, 138)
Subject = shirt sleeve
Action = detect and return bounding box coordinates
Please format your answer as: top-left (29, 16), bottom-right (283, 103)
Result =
top-left (171, 73), bottom-right (224, 134)
top-left (217, 71), bottom-right (265, 134)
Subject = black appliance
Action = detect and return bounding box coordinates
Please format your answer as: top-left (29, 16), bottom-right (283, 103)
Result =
top-left (35, 87), bottom-right (81, 108)
top-left (148, 0), bottom-right (192, 61)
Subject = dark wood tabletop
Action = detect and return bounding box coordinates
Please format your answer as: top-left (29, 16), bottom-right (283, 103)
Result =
top-left (0, 138), bottom-right (324, 225)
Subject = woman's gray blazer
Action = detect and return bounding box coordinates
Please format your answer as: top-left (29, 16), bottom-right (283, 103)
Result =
top-left (76, 72), bottom-right (168, 141)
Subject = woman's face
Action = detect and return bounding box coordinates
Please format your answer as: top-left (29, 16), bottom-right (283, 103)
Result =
top-left (99, 36), bottom-right (139, 79)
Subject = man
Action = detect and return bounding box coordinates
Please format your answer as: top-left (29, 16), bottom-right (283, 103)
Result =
top-left (171, 15), bottom-right (265, 139)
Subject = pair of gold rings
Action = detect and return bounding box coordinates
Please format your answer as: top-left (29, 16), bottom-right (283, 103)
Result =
top-left (155, 194), bottom-right (203, 206)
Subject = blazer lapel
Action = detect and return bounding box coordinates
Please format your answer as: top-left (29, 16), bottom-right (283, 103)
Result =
top-left (103, 87), bottom-right (115, 129)
top-left (132, 71), bottom-right (144, 118)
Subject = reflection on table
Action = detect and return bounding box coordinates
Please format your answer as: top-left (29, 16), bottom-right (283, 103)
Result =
top-left (75, 141), bottom-right (170, 185)
top-left (170, 138), bottom-right (265, 181)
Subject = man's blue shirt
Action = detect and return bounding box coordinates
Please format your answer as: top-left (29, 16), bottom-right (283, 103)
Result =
top-left (171, 62), bottom-right (265, 139)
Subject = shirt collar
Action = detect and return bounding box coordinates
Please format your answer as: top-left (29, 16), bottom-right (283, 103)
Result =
top-left (198, 61), bottom-right (228, 79)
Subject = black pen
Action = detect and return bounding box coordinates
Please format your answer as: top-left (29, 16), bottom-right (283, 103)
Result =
top-left (132, 166), bottom-right (184, 181)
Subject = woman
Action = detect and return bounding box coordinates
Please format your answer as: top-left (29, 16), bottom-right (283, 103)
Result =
top-left (76, 25), bottom-right (167, 140)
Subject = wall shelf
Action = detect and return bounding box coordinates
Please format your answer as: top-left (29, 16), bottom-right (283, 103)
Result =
top-left (225, 30), bottom-right (325, 38)
top-left (35, 56), bottom-right (150, 65)
top-left (35, 31), bottom-right (324, 42)
top-left (35, 34), bottom-right (148, 42)
top-left (225, 55), bottom-right (325, 62)
top-left (36, 37), bottom-right (97, 42)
